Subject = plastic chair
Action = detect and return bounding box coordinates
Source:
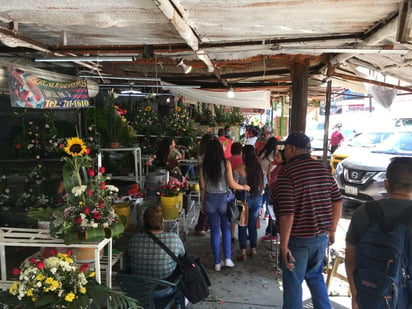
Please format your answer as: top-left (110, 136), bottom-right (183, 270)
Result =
top-left (116, 270), bottom-right (185, 309)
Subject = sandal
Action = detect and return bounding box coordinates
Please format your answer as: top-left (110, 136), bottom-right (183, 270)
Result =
top-left (237, 249), bottom-right (247, 261)
top-left (250, 248), bottom-right (256, 257)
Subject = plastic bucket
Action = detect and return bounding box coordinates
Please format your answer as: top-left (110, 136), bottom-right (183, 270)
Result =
top-left (113, 203), bottom-right (131, 229)
top-left (160, 196), bottom-right (179, 219)
top-left (145, 172), bottom-right (166, 197)
top-left (72, 247), bottom-right (104, 263)
top-left (177, 193), bottom-right (184, 212)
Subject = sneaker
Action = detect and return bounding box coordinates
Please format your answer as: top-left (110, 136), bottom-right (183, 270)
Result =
top-left (261, 234), bottom-right (278, 242)
top-left (214, 263), bottom-right (222, 272)
top-left (223, 259), bottom-right (235, 268)
top-left (196, 230), bottom-right (206, 236)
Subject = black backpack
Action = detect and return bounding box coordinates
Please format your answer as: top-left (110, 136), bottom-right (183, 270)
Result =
top-left (354, 201), bottom-right (412, 309)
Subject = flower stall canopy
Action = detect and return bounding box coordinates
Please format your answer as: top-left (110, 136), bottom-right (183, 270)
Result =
top-left (7, 66), bottom-right (91, 109)
top-left (161, 82), bottom-right (271, 110)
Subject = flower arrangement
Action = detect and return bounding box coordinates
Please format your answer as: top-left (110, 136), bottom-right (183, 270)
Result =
top-left (164, 98), bottom-right (196, 137)
top-left (0, 175), bottom-right (10, 209)
top-left (50, 137), bottom-right (125, 245)
top-left (0, 251), bottom-right (138, 308)
top-left (132, 104), bottom-right (161, 135)
top-left (92, 90), bottom-right (136, 147)
top-left (156, 180), bottom-right (183, 197)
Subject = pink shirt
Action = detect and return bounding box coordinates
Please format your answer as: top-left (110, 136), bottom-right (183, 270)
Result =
top-left (228, 155), bottom-right (243, 170)
top-left (330, 130), bottom-right (344, 147)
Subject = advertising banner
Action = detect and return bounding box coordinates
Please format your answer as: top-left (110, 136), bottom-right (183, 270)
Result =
top-left (7, 66), bottom-right (90, 109)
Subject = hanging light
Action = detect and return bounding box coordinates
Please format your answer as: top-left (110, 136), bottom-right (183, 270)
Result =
top-left (227, 86), bottom-right (234, 98)
top-left (177, 59), bottom-right (192, 74)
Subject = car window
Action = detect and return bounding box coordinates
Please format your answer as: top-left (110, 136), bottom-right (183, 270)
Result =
top-left (373, 132), bottom-right (412, 154)
top-left (348, 132), bottom-right (392, 147)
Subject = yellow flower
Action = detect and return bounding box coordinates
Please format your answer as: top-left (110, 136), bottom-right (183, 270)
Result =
top-left (26, 289), bottom-right (34, 297)
top-left (65, 292), bottom-right (76, 302)
top-left (80, 287), bottom-right (87, 294)
top-left (64, 137), bottom-right (87, 157)
top-left (9, 281), bottom-right (19, 295)
top-left (89, 272), bottom-right (96, 278)
top-left (36, 274), bottom-right (45, 280)
top-left (144, 105), bottom-right (152, 112)
top-left (176, 106), bottom-right (182, 112)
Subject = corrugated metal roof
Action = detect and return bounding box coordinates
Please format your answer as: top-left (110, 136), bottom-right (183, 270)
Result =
top-left (0, 0), bottom-right (410, 98)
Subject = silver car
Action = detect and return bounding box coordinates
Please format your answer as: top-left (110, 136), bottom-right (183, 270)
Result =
top-left (334, 130), bottom-right (412, 204)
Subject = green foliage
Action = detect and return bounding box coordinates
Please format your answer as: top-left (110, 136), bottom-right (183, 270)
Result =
top-left (91, 90), bottom-right (136, 147)
top-left (213, 104), bottom-right (229, 125)
top-left (193, 102), bottom-right (214, 125)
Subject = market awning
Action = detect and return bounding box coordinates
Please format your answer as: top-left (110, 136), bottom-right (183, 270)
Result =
top-left (161, 82), bottom-right (271, 110)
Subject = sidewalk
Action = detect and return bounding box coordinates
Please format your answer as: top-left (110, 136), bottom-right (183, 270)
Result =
top-left (177, 204), bottom-right (354, 308)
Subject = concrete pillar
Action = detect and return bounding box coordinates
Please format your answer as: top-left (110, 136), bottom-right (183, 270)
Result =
top-left (290, 60), bottom-right (309, 132)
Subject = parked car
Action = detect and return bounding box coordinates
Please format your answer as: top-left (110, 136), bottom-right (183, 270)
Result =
top-left (334, 130), bottom-right (412, 204)
top-left (330, 130), bottom-right (394, 174)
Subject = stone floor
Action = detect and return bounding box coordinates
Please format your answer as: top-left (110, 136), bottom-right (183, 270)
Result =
top-left (115, 200), bottom-right (355, 308)
top-left (1, 200), bottom-right (356, 308)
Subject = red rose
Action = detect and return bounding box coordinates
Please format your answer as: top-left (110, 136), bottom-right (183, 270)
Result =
top-left (12, 268), bottom-right (21, 275)
top-left (93, 212), bottom-right (101, 220)
top-left (80, 263), bottom-right (88, 272)
top-left (100, 183), bottom-right (106, 190)
top-left (83, 206), bottom-right (90, 214)
top-left (85, 147), bottom-right (91, 155)
top-left (76, 217), bottom-right (83, 224)
top-left (87, 169), bottom-right (95, 177)
top-left (87, 189), bottom-right (93, 196)
top-left (98, 201), bottom-right (104, 208)
top-left (15, 144), bottom-right (21, 149)
top-left (29, 257), bottom-right (36, 264)
top-left (37, 261), bottom-right (44, 269)
top-left (49, 249), bottom-right (57, 256)
top-left (99, 167), bottom-right (105, 174)
top-left (66, 250), bottom-right (72, 257)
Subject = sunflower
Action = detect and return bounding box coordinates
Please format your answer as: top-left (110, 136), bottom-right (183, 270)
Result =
top-left (175, 106), bottom-right (182, 112)
top-left (64, 137), bottom-right (87, 157)
top-left (144, 105), bottom-right (152, 112)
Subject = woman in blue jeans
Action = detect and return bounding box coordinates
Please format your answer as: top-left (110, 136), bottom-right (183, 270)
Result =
top-left (199, 138), bottom-right (250, 272)
top-left (233, 145), bottom-right (264, 260)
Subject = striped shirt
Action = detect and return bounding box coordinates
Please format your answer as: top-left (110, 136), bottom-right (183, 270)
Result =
top-left (273, 154), bottom-right (342, 238)
top-left (128, 232), bottom-right (185, 279)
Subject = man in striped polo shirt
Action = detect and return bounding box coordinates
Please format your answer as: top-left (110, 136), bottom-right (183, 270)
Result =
top-left (273, 132), bottom-right (342, 309)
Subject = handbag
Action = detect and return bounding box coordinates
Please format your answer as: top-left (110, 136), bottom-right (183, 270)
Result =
top-left (146, 232), bottom-right (210, 304)
top-left (228, 190), bottom-right (248, 227)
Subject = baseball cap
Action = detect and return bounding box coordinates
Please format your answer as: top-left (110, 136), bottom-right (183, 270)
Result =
top-left (263, 125), bottom-right (272, 133)
top-left (283, 132), bottom-right (311, 149)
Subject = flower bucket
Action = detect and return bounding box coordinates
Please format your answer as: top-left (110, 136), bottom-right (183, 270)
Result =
top-left (108, 142), bottom-right (120, 149)
top-left (177, 193), bottom-right (184, 212)
top-left (160, 196), bottom-right (179, 219)
top-left (72, 247), bottom-right (104, 263)
top-left (113, 202), bottom-right (131, 229)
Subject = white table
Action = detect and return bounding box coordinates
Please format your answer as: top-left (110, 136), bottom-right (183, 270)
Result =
top-left (0, 227), bottom-right (113, 288)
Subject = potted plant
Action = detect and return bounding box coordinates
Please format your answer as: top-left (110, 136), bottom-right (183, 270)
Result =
top-left (50, 137), bottom-right (125, 245)
top-left (0, 251), bottom-right (138, 308)
top-left (92, 90), bottom-right (136, 148)
top-left (156, 181), bottom-right (182, 219)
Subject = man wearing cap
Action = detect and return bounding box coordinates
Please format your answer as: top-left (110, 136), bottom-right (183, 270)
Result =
top-left (273, 132), bottom-right (342, 309)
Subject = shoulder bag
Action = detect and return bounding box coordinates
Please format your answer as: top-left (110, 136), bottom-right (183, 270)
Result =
top-left (146, 232), bottom-right (211, 304)
top-left (228, 190), bottom-right (248, 227)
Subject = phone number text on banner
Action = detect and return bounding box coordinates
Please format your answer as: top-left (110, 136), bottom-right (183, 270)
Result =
top-left (7, 66), bottom-right (90, 109)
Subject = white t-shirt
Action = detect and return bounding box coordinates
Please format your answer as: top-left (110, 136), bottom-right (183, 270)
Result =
top-left (245, 136), bottom-right (257, 146)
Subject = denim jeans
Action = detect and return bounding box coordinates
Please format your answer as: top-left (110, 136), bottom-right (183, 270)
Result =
top-left (204, 192), bottom-right (232, 265)
top-left (280, 233), bottom-right (331, 309)
top-left (238, 194), bottom-right (262, 250)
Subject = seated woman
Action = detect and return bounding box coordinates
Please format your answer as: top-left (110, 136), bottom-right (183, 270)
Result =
top-left (155, 137), bottom-right (187, 184)
top-left (128, 205), bottom-right (185, 280)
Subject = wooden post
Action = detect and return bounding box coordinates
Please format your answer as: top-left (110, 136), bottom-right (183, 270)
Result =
top-left (290, 60), bottom-right (309, 132)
